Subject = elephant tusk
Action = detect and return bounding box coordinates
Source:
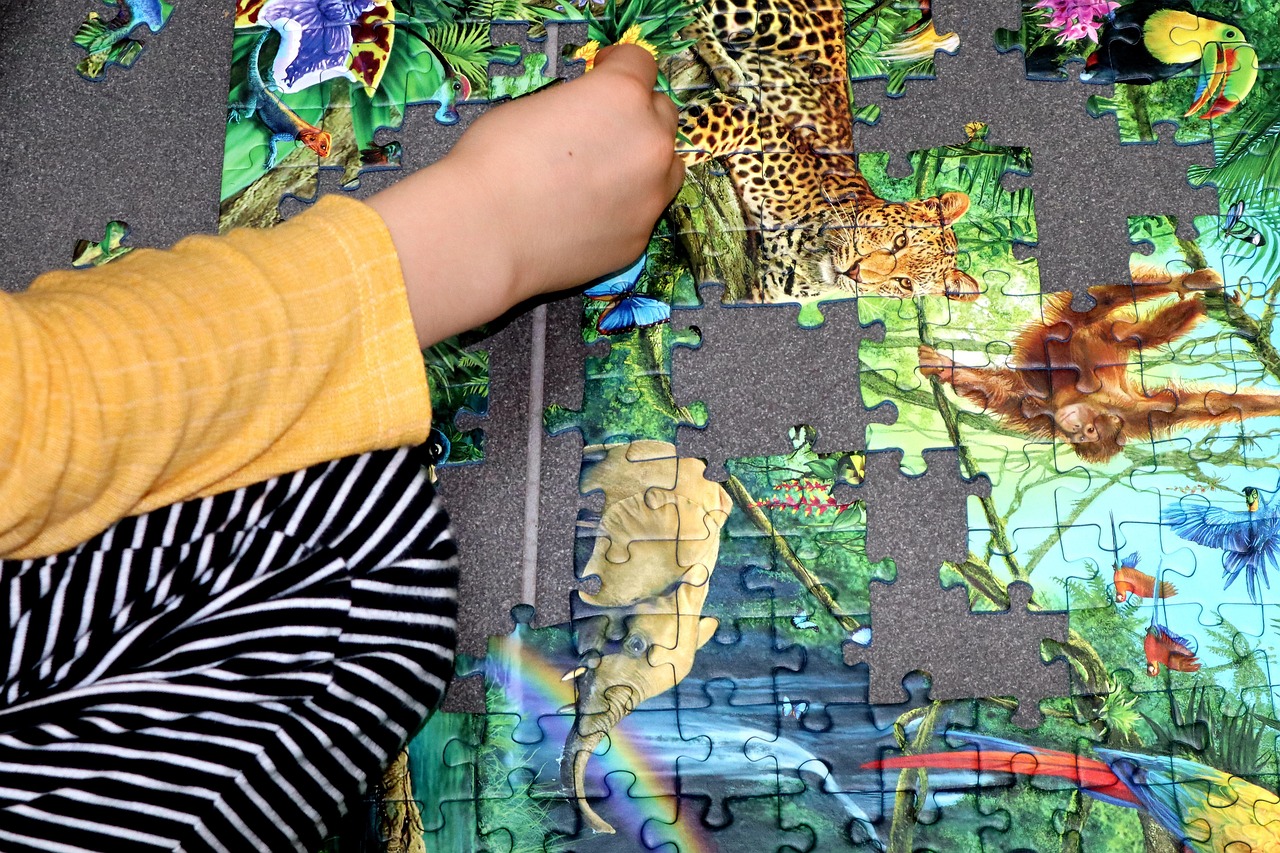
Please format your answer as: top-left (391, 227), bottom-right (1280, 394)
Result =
top-left (562, 666), bottom-right (588, 682)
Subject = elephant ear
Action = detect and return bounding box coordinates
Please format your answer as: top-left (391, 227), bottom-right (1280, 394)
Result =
top-left (696, 616), bottom-right (719, 649)
top-left (584, 496), bottom-right (723, 607)
top-left (673, 562), bottom-right (713, 604)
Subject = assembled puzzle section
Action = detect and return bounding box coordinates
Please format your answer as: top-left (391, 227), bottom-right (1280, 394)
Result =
top-left (998, 0), bottom-right (1280, 147)
top-left (857, 123), bottom-right (1040, 479)
top-left (662, 0), bottom-right (968, 327)
top-left (996, 0), bottom-right (1274, 146)
top-left (71, 220), bottom-right (134, 268)
top-left (197, 0), bottom-right (1280, 850)
top-left (219, 0), bottom-right (580, 233)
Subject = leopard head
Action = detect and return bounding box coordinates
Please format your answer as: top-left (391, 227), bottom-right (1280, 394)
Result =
top-left (819, 190), bottom-right (979, 301)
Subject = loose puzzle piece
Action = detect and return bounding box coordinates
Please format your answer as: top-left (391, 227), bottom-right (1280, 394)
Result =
top-left (423, 334), bottom-right (490, 468)
top-left (74, 0), bottom-right (175, 81)
top-left (71, 220), bottom-right (134, 268)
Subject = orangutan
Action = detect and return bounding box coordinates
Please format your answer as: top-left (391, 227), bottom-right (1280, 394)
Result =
top-left (917, 267), bottom-right (1280, 462)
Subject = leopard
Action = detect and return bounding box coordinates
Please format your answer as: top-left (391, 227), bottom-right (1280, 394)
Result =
top-left (676, 0), bottom-right (979, 303)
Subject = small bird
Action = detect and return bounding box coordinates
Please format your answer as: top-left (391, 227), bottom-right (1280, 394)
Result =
top-left (864, 733), bottom-right (1280, 853)
top-left (1112, 552), bottom-right (1177, 602)
top-left (420, 427), bottom-right (451, 484)
top-left (1079, 1), bottom-right (1257, 120)
top-left (1144, 620), bottom-right (1200, 676)
top-left (1162, 477), bottom-right (1280, 603)
top-left (877, 1), bottom-right (960, 64)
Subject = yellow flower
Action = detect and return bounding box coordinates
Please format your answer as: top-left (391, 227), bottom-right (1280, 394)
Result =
top-left (572, 26), bottom-right (658, 72)
top-left (618, 24), bottom-right (659, 60)
top-left (573, 39), bottom-right (601, 71)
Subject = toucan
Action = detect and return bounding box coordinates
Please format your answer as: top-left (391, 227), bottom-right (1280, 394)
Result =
top-left (1079, 0), bottom-right (1257, 120)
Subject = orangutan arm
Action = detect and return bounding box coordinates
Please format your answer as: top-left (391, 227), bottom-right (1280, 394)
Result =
top-left (1142, 385), bottom-right (1280, 436)
top-left (918, 344), bottom-right (1036, 422)
top-left (1112, 293), bottom-right (1208, 351)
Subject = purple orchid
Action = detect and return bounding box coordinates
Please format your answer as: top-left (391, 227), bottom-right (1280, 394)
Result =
top-left (1032, 0), bottom-right (1119, 43)
top-left (258, 0), bottom-right (376, 92)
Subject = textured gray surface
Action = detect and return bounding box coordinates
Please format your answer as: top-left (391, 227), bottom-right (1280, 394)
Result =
top-left (671, 291), bottom-right (892, 480)
top-left (1, 0), bottom-right (1215, 719)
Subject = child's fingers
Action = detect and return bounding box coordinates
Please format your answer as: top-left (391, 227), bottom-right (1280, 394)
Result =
top-left (593, 43), bottom-right (660, 90)
top-left (651, 90), bottom-right (679, 132)
top-left (664, 154), bottom-right (687, 199)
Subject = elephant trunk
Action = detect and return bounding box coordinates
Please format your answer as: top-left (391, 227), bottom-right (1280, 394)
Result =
top-left (562, 729), bottom-right (615, 834)
top-left (562, 681), bottom-right (641, 835)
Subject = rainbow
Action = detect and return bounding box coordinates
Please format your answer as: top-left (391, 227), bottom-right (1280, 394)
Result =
top-left (487, 638), bottom-right (716, 853)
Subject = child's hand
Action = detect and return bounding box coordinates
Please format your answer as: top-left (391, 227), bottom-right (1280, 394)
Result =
top-left (446, 45), bottom-right (684, 297)
top-left (368, 44), bottom-right (684, 346)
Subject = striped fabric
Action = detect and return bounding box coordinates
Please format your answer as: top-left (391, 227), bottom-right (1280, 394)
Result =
top-left (0, 446), bottom-right (458, 852)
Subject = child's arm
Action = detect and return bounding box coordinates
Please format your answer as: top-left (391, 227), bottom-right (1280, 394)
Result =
top-left (369, 45), bottom-right (684, 344)
top-left (0, 45), bottom-right (680, 560)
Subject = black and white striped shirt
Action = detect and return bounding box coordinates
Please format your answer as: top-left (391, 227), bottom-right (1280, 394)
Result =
top-left (0, 445), bottom-right (458, 852)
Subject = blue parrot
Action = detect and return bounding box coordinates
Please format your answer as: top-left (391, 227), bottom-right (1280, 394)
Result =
top-left (1161, 475), bottom-right (1280, 603)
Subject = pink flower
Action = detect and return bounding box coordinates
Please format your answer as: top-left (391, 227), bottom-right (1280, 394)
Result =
top-left (1032, 0), bottom-right (1119, 43)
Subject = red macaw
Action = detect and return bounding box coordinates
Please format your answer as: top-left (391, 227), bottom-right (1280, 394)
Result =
top-left (1145, 622), bottom-right (1201, 676)
top-left (865, 733), bottom-right (1280, 852)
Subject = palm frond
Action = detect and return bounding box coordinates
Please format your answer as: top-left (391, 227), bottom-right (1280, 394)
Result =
top-left (1142, 683), bottom-right (1274, 779)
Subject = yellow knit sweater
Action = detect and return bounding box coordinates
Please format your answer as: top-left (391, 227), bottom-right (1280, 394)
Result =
top-left (0, 195), bottom-right (432, 559)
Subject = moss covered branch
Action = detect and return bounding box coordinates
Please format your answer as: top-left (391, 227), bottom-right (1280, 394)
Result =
top-left (913, 300), bottom-right (1027, 583)
top-left (886, 701), bottom-right (944, 853)
top-left (723, 474), bottom-right (862, 633)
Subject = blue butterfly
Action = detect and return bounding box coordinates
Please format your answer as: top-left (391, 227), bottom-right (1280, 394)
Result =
top-left (583, 256), bottom-right (670, 335)
top-left (781, 696), bottom-right (808, 720)
top-left (791, 611), bottom-right (819, 631)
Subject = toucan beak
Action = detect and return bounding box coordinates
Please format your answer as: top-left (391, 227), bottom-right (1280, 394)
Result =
top-left (1186, 42), bottom-right (1257, 120)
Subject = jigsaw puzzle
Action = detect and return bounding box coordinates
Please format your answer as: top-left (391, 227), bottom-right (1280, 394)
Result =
top-left (996, 0), bottom-right (1271, 145)
top-left (202, 0), bottom-right (1280, 851)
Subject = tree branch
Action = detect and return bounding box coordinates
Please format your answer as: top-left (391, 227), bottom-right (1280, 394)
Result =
top-left (1205, 281), bottom-right (1280, 386)
top-left (913, 301), bottom-right (1028, 583)
top-left (886, 701), bottom-right (944, 853)
top-left (722, 474), bottom-right (863, 633)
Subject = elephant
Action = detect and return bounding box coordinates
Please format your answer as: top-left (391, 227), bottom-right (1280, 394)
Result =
top-left (561, 441), bottom-right (733, 834)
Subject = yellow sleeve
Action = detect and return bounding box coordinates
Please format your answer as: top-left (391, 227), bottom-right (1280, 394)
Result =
top-left (0, 195), bottom-right (433, 559)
